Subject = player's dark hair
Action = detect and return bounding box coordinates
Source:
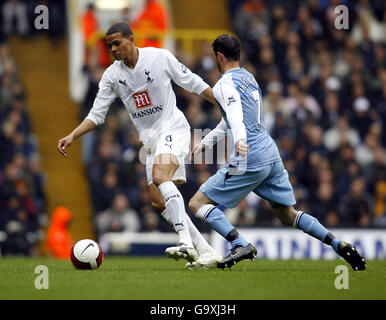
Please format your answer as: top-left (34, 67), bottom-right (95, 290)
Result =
top-left (212, 34), bottom-right (240, 62)
top-left (106, 22), bottom-right (133, 37)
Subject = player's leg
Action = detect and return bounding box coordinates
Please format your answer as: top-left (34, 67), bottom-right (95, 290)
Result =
top-left (256, 161), bottom-right (366, 271)
top-left (152, 153), bottom-right (197, 261)
top-left (272, 204), bottom-right (336, 243)
top-left (272, 205), bottom-right (366, 270)
top-left (189, 190), bottom-right (256, 269)
top-left (190, 190), bottom-right (249, 249)
top-left (189, 167), bottom-right (265, 269)
top-left (149, 183), bottom-right (222, 267)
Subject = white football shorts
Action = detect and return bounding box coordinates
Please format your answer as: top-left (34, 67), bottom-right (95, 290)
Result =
top-left (145, 129), bottom-right (191, 185)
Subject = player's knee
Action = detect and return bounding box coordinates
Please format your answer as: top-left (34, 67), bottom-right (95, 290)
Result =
top-left (274, 205), bottom-right (297, 226)
top-left (284, 207), bottom-right (297, 226)
top-left (151, 200), bottom-right (165, 214)
top-left (279, 215), bottom-right (293, 227)
top-left (152, 166), bottom-right (175, 187)
top-left (152, 172), bottom-right (168, 187)
top-left (188, 197), bottom-right (199, 215)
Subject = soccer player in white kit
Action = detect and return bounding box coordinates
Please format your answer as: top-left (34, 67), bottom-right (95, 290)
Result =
top-left (58, 23), bottom-right (222, 269)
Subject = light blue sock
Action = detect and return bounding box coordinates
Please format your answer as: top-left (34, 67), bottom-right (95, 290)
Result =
top-left (331, 237), bottom-right (342, 253)
top-left (204, 207), bottom-right (248, 248)
top-left (295, 212), bottom-right (342, 253)
top-left (297, 213), bottom-right (329, 241)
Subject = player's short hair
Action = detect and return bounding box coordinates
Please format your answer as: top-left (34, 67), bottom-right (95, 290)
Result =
top-left (212, 34), bottom-right (241, 61)
top-left (106, 22), bottom-right (133, 38)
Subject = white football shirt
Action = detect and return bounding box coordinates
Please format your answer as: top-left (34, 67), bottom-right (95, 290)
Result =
top-left (86, 47), bottom-right (209, 150)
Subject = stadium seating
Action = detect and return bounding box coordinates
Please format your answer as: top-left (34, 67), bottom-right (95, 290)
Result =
top-left (0, 42), bottom-right (45, 256)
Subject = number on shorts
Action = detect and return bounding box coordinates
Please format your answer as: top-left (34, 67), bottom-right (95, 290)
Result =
top-left (165, 135), bottom-right (172, 142)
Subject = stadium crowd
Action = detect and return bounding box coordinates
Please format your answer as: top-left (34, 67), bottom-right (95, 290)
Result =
top-left (81, 0), bottom-right (386, 239)
top-left (0, 43), bottom-right (46, 255)
top-left (0, 0), bottom-right (66, 256)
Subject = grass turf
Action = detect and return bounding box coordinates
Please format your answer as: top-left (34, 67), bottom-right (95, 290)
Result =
top-left (0, 256), bottom-right (384, 300)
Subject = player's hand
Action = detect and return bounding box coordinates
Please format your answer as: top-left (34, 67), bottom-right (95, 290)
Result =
top-left (190, 142), bottom-right (205, 162)
top-left (57, 134), bottom-right (74, 157)
top-left (236, 140), bottom-right (249, 158)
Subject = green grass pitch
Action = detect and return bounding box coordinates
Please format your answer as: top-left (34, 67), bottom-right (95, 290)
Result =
top-left (0, 257), bottom-right (385, 300)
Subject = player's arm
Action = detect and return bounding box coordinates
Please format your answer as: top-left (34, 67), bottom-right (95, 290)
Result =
top-left (199, 87), bottom-right (216, 105)
top-left (57, 119), bottom-right (96, 156)
top-left (202, 117), bottom-right (228, 148)
top-left (57, 70), bottom-right (117, 157)
top-left (191, 118), bottom-right (228, 160)
top-left (164, 50), bottom-right (214, 104)
top-left (216, 82), bottom-right (249, 157)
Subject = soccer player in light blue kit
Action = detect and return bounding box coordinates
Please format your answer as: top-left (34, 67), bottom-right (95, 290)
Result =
top-left (189, 34), bottom-right (366, 271)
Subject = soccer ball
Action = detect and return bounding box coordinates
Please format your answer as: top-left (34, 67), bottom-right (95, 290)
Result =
top-left (70, 239), bottom-right (103, 270)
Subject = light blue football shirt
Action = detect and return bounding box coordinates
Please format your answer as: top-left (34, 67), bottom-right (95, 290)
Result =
top-left (212, 67), bottom-right (281, 171)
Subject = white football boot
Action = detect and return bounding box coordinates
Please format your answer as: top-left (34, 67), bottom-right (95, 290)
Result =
top-left (185, 251), bottom-right (223, 270)
top-left (165, 243), bottom-right (198, 263)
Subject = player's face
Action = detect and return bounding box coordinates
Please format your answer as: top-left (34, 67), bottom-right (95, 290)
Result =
top-left (106, 32), bottom-right (134, 61)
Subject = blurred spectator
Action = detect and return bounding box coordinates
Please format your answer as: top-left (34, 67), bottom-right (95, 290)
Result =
top-left (364, 146), bottom-right (386, 189)
top-left (374, 168), bottom-right (386, 227)
top-left (350, 97), bottom-right (375, 139)
top-left (352, 0), bottom-right (386, 43)
top-left (305, 125), bottom-right (329, 157)
top-left (290, 4), bottom-right (323, 50)
top-left (339, 177), bottom-right (373, 227)
top-left (120, 6), bottom-right (132, 24)
top-left (255, 200), bottom-right (279, 227)
top-left (141, 205), bottom-right (164, 232)
top-left (93, 170), bottom-right (123, 213)
top-left (262, 81), bottom-right (287, 132)
top-left (185, 95), bottom-right (208, 129)
top-left (2, 206), bottom-right (38, 256)
top-left (95, 194), bottom-right (141, 237)
top-left (355, 132), bottom-right (379, 167)
top-left (82, 3), bottom-right (98, 43)
top-left (233, 0), bottom-right (268, 41)
top-left (82, 3), bottom-right (110, 68)
top-left (193, 41), bottom-right (217, 82)
top-left (319, 90), bottom-right (340, 130)
top-left (309, 182), bottom-right (338, 226)
top-left (44, 206), bottom-right (73, 259)
top-left (323, 116), bottom-right (360, 152)
top-left (285, 86), bottom-right (321, 122)
top-left (225, 199), bottom-right (256, 227)
top-left (130, 0), bottom-right (169, 48)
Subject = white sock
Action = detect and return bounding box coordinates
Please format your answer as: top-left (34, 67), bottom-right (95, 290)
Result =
top-left (161, 208), bottom-right (215, 254)
top-left (158, 181), bottom-right (193, 247)
top-left (186, 216), bottom-right (216, 254)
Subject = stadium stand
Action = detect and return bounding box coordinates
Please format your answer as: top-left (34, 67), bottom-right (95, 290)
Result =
top-left (0, 41), bottom-right (46, 256)
top-left (0, 0), bottom-right (74, 256)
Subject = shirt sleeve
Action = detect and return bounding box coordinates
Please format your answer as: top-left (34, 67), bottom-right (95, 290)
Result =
top-left (214, 80), bottom-right (247, 144)
top-left (163, 49), bottom-right (209, 95)
top-left (85, 70), bottom-right (117, 126)
top-left (201, 118), bottom-right (228, 148)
